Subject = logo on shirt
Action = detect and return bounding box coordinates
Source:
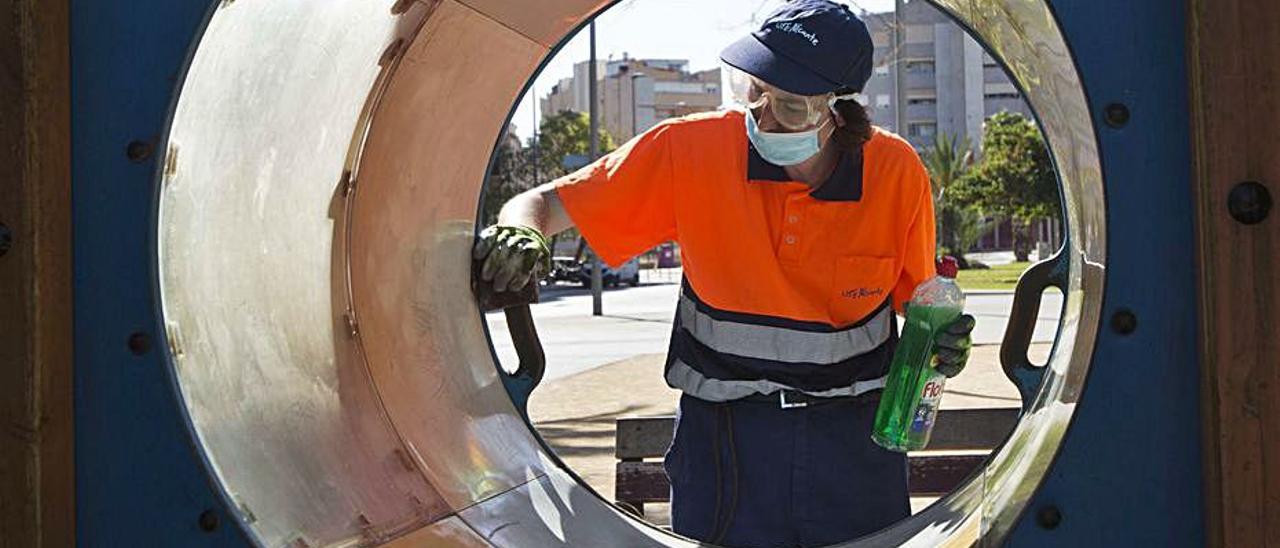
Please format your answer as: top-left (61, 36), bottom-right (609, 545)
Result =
top-left (774, 22), bottom-right (820, 46)
top-left (841, 287), bottom-right (885, 299)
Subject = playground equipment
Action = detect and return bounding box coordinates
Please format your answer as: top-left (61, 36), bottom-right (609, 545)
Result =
top-left (3, 0), bottom-right (1275, 546)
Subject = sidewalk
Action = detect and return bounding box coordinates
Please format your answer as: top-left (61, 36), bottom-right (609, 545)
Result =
top-left (527, 342), bottom-right (1049, 524)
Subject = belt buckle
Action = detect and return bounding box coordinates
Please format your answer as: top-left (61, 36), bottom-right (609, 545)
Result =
top-left (779, 390), bottom-right (808, 409)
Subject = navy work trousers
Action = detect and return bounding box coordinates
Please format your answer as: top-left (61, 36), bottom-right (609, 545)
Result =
top-left (664, 392), bottom-right (909, 547)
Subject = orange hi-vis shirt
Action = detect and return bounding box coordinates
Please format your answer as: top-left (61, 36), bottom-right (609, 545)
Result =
top-left (556, 109), bottom-right (937, 403)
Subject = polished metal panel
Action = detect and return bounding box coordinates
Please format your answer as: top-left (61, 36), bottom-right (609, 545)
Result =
top-left (926, 0), bottom-right (1105, 542)
top-left (384, 516), bottom-right (491, 547)
top-left (456, 0), bottom-right (611, 47)
top-left (853, 0), bottom-right (1106, 544)
top-left (346, 0), bottom-right (554, 511)
top-left (159, 0), bottom-right (1103, 545)
top-left (159, 1), bottom-right (449, 546)
top-left (456, 462), bottom-right (700, 547)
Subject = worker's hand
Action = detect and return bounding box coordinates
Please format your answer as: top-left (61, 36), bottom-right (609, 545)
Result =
top-left (472, 224), bottom-right (552, 293)
top-left (933, 314), bottom-right (975, 378)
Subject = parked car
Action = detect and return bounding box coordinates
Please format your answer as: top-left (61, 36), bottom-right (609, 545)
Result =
top-left (568, 257), bottom-right (640, 288)
top-left (548, 256), bottom-right (584, 285)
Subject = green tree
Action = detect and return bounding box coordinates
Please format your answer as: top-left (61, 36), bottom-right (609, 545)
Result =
top-left (922, 132), bottom-right (972, 202)
top-left (536, 110), bottom-right (616, 179)
top-left (532, 110), bottom-right (617, 258)
top-left (922, 132), bottom-right (987, 266)
top-left (950, 111), bottom-right (1059, 262)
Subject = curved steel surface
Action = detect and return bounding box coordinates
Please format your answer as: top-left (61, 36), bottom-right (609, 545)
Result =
top-left (157, 0), bottom-right (1102, 546)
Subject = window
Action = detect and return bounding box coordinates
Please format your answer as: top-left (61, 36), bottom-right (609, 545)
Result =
top-left (985, 92), bottom-right (1021, 100)
top-left (905, 24), bottom-right (934, 44)
top-left (905, 60), bottom-right (935, 74)
top-left (876, 95), bottom-right (891, 108)
top-left (874, 65), bottom-right (890, 76)
top-left (907, 96), bottom-right (937, 106)
top-left (908, 122), bottom-right (937, 137)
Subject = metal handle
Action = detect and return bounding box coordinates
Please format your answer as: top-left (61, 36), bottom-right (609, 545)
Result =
top-left (499, 303), bottom-right (545, 414)
top-left (472, 259), bottom-right (546, 416)
top-left (1000, 250), bottom-right (1068, 412)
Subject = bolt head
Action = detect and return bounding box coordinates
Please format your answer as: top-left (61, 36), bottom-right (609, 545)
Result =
top-left (1104, 103), bottom-right (1130, 128)
top-left (1036, 505), bottom-right (1063, 529)
top-left (128, 332), bottom-right (151, 355)
top-left (0, 224), bottom-right (11, 257)
top-left (198, 509), bottom-right (220, 532)
top-left (1228, 181), bottom-right (1272, 225)
top-left (1111, 309), bottom-right (1138, 335)
top-left (126, 140), bottom-right (154, 163)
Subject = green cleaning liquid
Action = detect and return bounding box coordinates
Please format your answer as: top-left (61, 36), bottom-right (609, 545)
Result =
top-left (872, 257), bottom-right (966, 452)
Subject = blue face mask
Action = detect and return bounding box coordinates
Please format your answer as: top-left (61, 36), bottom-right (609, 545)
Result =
top-left (745, 109), bottom-right (824, 166)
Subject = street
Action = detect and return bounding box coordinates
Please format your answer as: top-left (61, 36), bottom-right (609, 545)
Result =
top-left (485, 275), bottom-right (1063, 381)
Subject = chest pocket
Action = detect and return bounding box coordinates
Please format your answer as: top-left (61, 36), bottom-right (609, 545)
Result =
top-left (829, 255), bottom-right (898, 326)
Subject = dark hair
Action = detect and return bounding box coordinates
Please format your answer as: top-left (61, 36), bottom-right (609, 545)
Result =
top-left (830, 87), bottom-right (873, 152)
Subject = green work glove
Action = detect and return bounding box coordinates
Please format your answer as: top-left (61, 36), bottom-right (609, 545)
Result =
top-left (472, 224), bottom-right (552, 293)
top-left (933, 314), bottom-right (976, 378)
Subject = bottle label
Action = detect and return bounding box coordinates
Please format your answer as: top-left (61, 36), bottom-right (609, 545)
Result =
top-left (909, 378), bottom-right (944, 433)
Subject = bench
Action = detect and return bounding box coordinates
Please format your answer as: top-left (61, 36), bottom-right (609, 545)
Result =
top-left (613, 407), bottom-right (1019, 517)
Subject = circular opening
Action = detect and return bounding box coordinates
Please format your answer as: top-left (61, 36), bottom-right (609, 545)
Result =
top-left (156, 0), bottom-right (1103, 545)
top-left (481, 0), bottom-right (1070, 538)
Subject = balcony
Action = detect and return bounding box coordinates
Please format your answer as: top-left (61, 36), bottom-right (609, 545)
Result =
top-left (906, 103), bottom-right (938, 121)
top-left (985, 65), bottom-right (1013, 84)
top-left (905, 70), bottom-right (936, 91)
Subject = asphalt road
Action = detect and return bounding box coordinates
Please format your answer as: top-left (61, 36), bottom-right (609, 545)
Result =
top-left (485, 278), bottom-right (1062, 381)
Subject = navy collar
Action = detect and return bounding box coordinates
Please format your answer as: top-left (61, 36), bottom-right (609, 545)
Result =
top-left (746, 142), bottom-right (864, 202)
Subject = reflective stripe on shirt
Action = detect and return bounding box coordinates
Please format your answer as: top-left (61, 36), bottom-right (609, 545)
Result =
top-left (678, 291), bottom-right (894, 364)
top-left (663, 281), bottom-right (896, 401)
top-left (666, 359), bottom-right (888, 403)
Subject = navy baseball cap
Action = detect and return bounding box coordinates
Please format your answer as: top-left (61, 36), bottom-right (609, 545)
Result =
top-left (720, 0), bottom-right (874, 96)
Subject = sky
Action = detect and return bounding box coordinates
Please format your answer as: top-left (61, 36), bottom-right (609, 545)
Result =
top-left (509, 0), bottom-right (898, 141)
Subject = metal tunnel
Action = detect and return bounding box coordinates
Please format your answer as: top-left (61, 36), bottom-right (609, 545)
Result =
top-left (154, 0), bottom-right (1102, 545)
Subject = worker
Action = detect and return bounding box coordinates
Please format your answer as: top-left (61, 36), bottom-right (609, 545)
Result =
top-left (473, 1), bottom-right (975, 545)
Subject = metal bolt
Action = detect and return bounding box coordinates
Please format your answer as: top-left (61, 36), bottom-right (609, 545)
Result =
top-left (1111, 309), bottom-right (1138, 335)
top-left (1036, 505), bottom-right (1063, 529)
top-left (126, 140), bottom-right (154, 163)
top-left (198, 509), bottom-right (220, 532)
top-left (1228, 181), bottom-right (1272, 225)
top-left (0, 223), bottom-right (11, 257)
top-left (128, 332), bottom-right (152, 355)
top-left (1103, 103), bottom-right (1130, 128)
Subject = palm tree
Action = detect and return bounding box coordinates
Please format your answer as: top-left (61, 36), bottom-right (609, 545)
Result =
top-left (922, 132), bottom-right (972, 202)
top-left (922, 133), bottom-right (982, 266)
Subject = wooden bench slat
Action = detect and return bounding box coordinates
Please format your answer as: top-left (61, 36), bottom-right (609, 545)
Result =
top-left (615, 416), bottom-right (676, 460)
top-left (907, 454), bottom-right (989, 496)
top-left (616, 461), bottom-right (671, 504)
top-left (925, 407), bottom-right (1020, 450)
top-left (614, 407), bottom-right (1019, 459)
top-left (615, 454), bottom-right (989, 505)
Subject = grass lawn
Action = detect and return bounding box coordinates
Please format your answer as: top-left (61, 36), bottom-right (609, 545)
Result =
top-left (956, 261), bottom-right (1032, 291)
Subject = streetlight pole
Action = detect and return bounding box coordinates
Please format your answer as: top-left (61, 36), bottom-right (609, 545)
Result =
top-left (531, 84), bottom-right (539, 187)
top-left (588, 22), bottom-right (603, 316)
top-left (630, 73), bottom-right (641, 138)
top-left (893, 0), bottom-right (905, 135)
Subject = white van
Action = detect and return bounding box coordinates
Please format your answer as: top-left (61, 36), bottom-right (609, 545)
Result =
top-left (574, 257), bottom-right (640, 288)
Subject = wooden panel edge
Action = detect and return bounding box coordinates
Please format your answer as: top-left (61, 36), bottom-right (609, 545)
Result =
top-left (0, 1), bottom-right (74, 546)
top-left (1188, 0), bottom-right (1280, 546)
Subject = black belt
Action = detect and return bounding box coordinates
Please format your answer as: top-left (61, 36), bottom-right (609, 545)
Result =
top-left (738, 389), bottom-right (865, 409)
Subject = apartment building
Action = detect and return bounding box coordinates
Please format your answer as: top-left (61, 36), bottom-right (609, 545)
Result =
top-left (540, 57), bottom-right (721, 142)
top-left (861, 2), bottom-right (1033, 150)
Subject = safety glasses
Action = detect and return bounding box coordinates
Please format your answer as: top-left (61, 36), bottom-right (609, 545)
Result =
top-left (727, 66), bottom-right (833, 131)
